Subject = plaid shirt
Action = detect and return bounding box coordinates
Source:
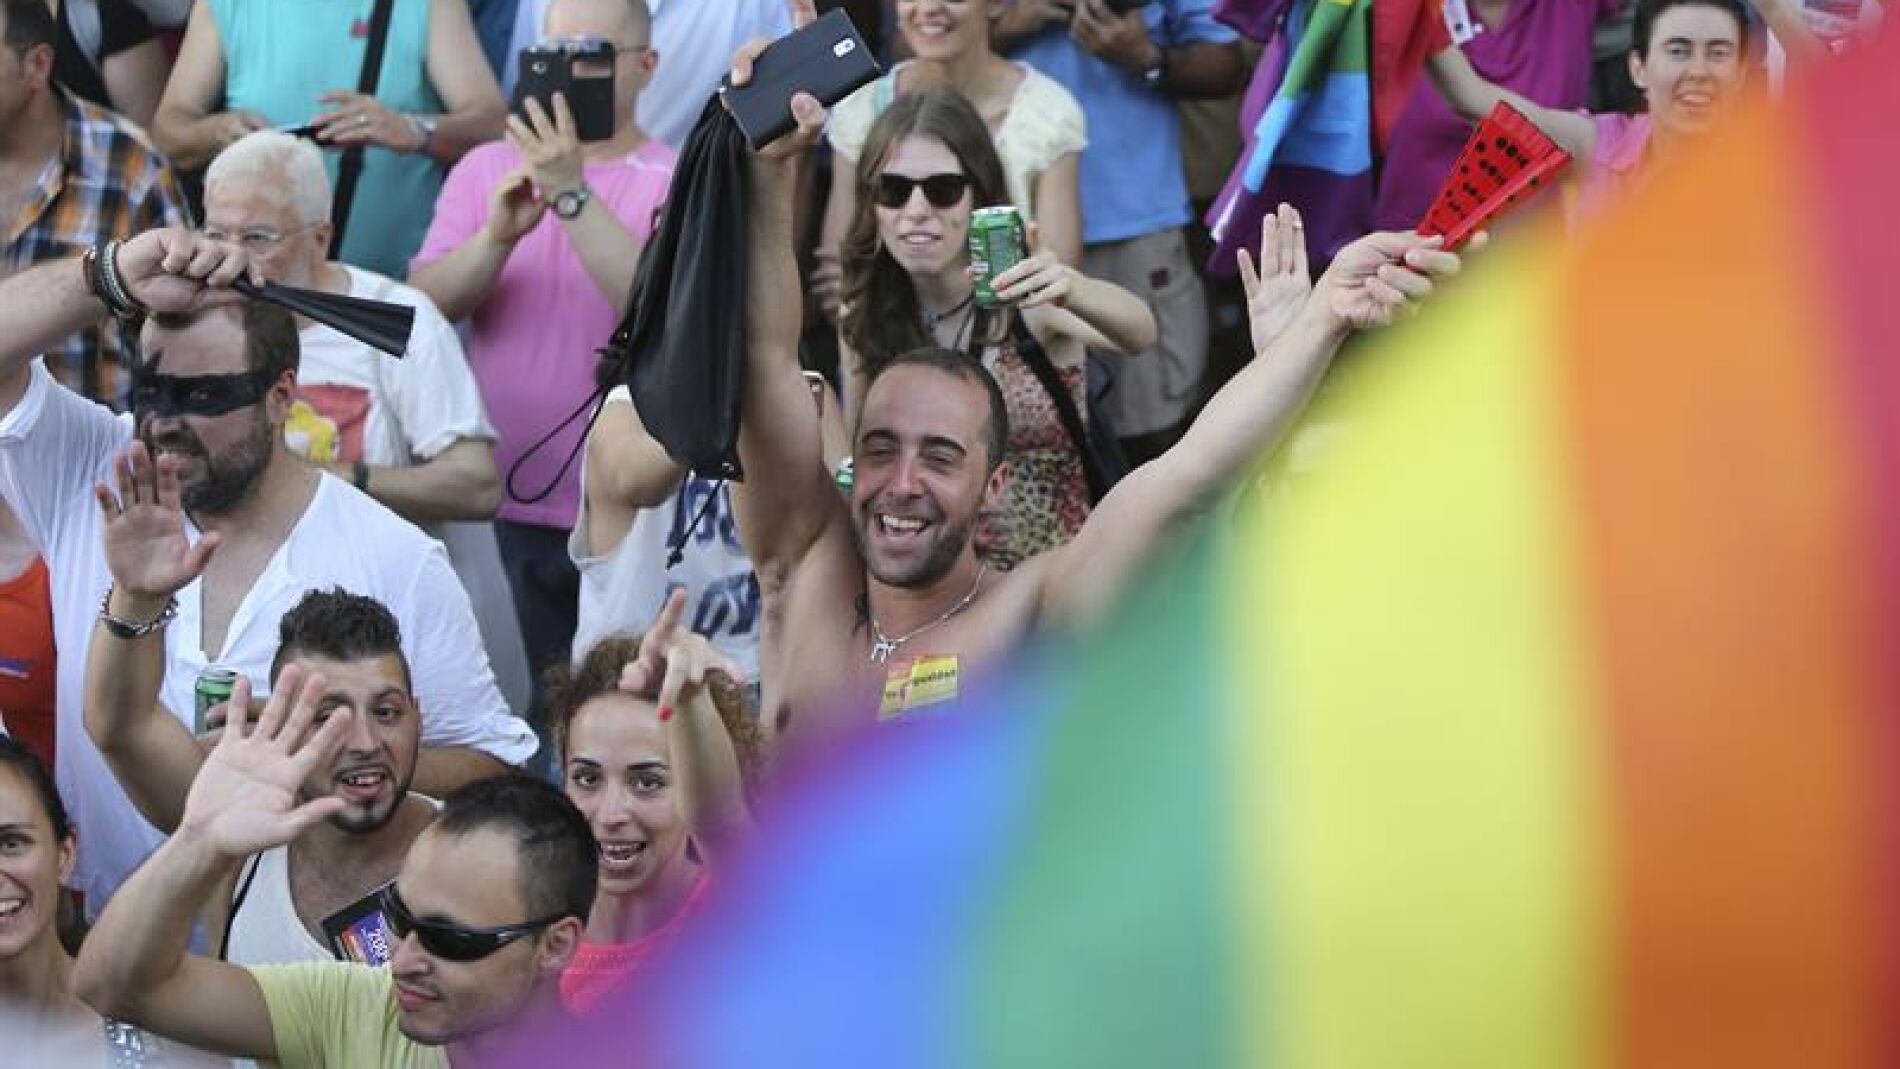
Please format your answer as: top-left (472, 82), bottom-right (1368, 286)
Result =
top-left (2, 91), bottom-right (189, 408)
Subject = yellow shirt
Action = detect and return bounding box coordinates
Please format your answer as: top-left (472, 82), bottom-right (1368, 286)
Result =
top-left (251, 962), bottom-right (447, 1069)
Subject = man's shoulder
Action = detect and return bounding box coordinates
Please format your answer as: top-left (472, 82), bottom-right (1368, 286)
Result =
top-left (442, 140), bottom-right (518, 190)
top-left (63, 93), bottom-right (168, 171)
top-left (0, 360), bottom-right (131, 451)
top-left (339, 265), bottom-right (452, 325)
top-left (595, 138), bottom-right (680, 196)
top-left (250, 961), bottom-right (439, 1068)
top-left (249, 959), bottom-right (394, 1025)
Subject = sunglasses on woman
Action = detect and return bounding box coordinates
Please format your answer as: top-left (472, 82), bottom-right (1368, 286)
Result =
top-left (378, 884), bottom-right (569, 962)
top-left (874, 172), bottom-right (970, 210)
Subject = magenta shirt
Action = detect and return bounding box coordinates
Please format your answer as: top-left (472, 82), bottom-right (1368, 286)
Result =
top-left (413, 138), bottom-right (677, 529)
top-left (1568, 111), bottom-right (1651, 229)
top-left (1374, 0), bottom-right (1618, 232)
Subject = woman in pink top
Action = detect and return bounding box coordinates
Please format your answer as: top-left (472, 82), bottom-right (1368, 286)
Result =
top-left (543, 591), bottom-right (763, 1015)
top-left (1423, 0), bottom-right (1822, 226)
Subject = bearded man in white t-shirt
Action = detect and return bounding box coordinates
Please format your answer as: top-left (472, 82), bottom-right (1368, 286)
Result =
top-left (0, 228), bottom-right (536, 912)
top-left (201, 130), bottom-right (533, 712)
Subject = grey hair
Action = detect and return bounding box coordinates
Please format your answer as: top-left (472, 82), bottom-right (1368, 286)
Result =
top-left (205, 131), bottom-right (332, 227)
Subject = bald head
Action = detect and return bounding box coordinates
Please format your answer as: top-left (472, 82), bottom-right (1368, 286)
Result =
top-left (543, 0), bottom-right (650, 43)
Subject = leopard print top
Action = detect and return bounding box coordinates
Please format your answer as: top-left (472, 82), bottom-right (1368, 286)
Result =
top-left (973, 334), bottom-right (1091, 570)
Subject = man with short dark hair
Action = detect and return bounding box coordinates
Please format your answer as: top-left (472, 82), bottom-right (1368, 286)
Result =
top-left (75, 685), bottom-right (593, 1066)
top-left (85, 455), bottom-right (441, 969)
top-left (0, 0), bottom-right (188, 407)
top-left (0, 228), bottom-right (535, 913)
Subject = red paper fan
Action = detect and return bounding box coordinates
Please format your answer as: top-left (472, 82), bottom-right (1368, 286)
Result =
top-left (1418, 101), bottom-right (1572, 251)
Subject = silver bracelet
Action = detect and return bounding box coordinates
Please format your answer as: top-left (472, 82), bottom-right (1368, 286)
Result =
top-left (98, 585), bottom-right (178, 640)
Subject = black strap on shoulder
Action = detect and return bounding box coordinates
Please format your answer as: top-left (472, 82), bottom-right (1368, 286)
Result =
top-left (1004, 312), bottom-right (1112, 504)
top-left (218, 852), bottom-right (265, 961)
top-left (327, 0), bottom-right (399, 258)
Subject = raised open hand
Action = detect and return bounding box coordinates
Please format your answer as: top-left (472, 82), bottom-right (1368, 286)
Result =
top-left (619, 589), bottom-right (744, 699)
top-left (93, 442), bottom-right (220, 601)
top-left (1313, 230), bottom-right (1471, 332)
top-left (177, 666), bottom-right (351, 859)
top-left (1236, 203), bottom-right (1313, 355)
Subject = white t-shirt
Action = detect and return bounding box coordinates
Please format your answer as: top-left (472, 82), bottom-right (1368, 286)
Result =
top-left (568, 388), bottom-right (760, 679)
top-left (0, 362), bottom-right (537, 911)
top-left (284, 266), bottom-right (493, 470)
top-left (506, 0), bottom-right (794, 148)
top-left (285, 266), bottom-right (532, 713)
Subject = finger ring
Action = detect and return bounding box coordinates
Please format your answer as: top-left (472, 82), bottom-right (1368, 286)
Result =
top-left (355, 115), bottom-right (370, 128)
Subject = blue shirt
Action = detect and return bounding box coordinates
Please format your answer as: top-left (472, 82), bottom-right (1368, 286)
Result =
top-left (1011, 0), bottom-right (1237, 245)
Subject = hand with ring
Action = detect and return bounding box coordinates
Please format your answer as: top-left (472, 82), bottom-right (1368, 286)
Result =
top-left (313, 90), bottom-right (421, 152)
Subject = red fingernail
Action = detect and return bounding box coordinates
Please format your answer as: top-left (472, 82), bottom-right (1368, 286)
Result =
top-left (657, 705), bottom-right (674, 723)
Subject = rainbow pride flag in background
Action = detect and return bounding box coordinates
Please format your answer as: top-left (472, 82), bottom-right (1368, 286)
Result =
top-left (555, 30), bottom-right (1900, 1069)
top-left (1206, 0), bottom-right (1447, 272)
top-left (1208, 0), bottom-right (1374, 270)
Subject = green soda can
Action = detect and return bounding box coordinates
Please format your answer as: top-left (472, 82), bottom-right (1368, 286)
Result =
top-left (968, 206), bottom-right (1026, 307)
top-left (195, 666), bottom-right (239, 734)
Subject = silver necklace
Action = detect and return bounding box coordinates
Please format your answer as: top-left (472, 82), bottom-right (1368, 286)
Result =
top-left (869, 563), bottom-right (989, 664)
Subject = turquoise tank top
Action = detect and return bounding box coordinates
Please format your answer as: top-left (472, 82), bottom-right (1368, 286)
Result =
top-left (210, 0), bottom-right (444, 277)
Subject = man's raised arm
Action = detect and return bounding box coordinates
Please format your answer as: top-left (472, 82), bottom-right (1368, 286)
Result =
top-left (1037, 209), bottom-right (1470, 627)
top-left (84, 442), bottom-right (222, 832)
top-left (74, 669), bottom-right (352, 1061)
top-left (728, 7), bottom-right (843, 583)
top-left (0, 231), bottom-right (255, 400)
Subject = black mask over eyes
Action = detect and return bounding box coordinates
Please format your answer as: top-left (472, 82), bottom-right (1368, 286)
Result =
top-left (129, 365), bottom-right (276, 419)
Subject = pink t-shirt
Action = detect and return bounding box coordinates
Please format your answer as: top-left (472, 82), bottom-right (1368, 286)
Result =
top-left (413, 138), bottom-right (677, 528)
top-left (1568, 112), bottom-right (1652, 231)
top-left (560, 874), bottom-right (711, 1015)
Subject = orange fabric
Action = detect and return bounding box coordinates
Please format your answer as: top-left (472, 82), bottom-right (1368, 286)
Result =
top-left (1566, 104), bottom-right (1881, 1066)
top-left (0, 558), bottom-right (57, 769)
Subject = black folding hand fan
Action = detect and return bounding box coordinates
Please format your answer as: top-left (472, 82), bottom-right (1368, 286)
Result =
top-left (233, 277), bottom-right (416, 358)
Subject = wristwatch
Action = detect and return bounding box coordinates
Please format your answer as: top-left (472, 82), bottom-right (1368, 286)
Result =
top-left (406, 114), bottom-right (438, 154)
top-left (552, 184), bottom-right (593, 220)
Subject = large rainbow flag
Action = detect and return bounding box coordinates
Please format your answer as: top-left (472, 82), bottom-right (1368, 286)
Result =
top-left (558, 30), bottom-right (1900, 1069)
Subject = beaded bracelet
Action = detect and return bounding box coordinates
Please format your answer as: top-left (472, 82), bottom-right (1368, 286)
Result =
top-left (96, 239), bottom-right (150, 321)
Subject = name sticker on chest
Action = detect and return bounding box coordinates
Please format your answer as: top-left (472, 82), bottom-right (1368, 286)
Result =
top-left (878, 655), bottom-right (962, 722)
top-left (321, 882), bottom-right (397, 966)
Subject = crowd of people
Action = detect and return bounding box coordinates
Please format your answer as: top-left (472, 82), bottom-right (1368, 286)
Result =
top-left (0, 0), bottom-right (1864, 1061)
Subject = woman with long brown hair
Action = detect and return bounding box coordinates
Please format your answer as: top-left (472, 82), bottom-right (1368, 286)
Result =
top-left (839, 87), bottom-right (1155, 569)
top-left (813, 0), bottom-right (1088, 321)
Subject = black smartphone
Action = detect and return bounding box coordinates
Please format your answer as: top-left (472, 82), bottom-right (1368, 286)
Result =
top-left (1102, 0), bottom-right (1155, 12)
top-left (512, 39), bottom-right (617, 143)
top-left (719, 9), bottom-right (882, 150)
